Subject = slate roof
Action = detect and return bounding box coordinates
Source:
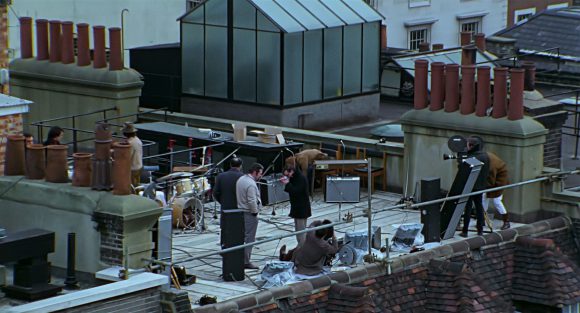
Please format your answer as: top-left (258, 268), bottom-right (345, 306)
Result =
top-left (494, 7), bottom-right (580, 60)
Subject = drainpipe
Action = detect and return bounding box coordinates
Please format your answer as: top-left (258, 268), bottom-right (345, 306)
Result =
top-left (93, 26), bottom-right (107, 69)
top-left (414, 59), bottom-right (428, 110)
top-left (49, 20), bottom-right (62, 63)
top-left (76, 23), bottom-right (91, 66)
top-left (430, 62), bottom-right (445, 111)
top-left (460, 65), bottom-right (475, 115)
top-left (492, 67), bottom-right (508, 119)
top-left (36, 19), bottom-right (49, 60)
top-left (508, 68), bottom-right (525, 121)
top-left (61, 21), bottom-right (74, 64)
top-left (475, 66), bottom-right (491, 117)
top-left (19, 17), bottom-right (33, 59)
top-left (444, 64), bottom-right (459, 112)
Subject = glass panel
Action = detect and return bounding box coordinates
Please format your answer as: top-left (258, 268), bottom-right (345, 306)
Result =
top-left (303, 30), bottom-right (322, 102)
top-left (250, 0), bottom-right (305, 33)
top-left (321, 0), bottom-right (364, 24)
top-left (257, 11), bottom-right (279, 32)
top-left (182, 4), bottom-right (204, 23)
top-left (296, 0), bottom-right (344, 28)
top-left (182, 23), bottom-right (204, 95)
top-left (323, 27), bottom-right (342, 98)
top-left (276, 0), bottom-right (325, 30)
top-left (257, 31), bottom-right (280, 105)
top-left (234, 0), bottom-right (256, 29)
top-left (234, 29), bottom-right (256, 102)
top-left (205, 0), bottom-right (227, 26)
top-left (205, 26), bottom-right (227, 98)
top-left (341, 0), bottom-right (383, 22)
top-left (343, 24), bottom-right (362, 95)
top-left (362, 22), bottom-right (379, 92)
top-left (284, 32), bottom-right (303, 105)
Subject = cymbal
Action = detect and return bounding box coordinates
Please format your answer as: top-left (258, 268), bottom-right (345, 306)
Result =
top-left (156, 171), bottom-right (193, 182)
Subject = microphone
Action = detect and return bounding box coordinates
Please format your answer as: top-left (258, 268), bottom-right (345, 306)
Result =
top-left (340, 139), bottom-right (346, 152)
top-left (284, 147), bottom-right (295, 158)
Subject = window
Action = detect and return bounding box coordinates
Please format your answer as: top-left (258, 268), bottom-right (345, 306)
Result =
top-left (186, 0), bottom-right (203, 11)
top-left (460, 18), bottom-right (481, 40)
top-left (408, 28), bottom-right (428, 50)
top-left (409, 0), bottom-right (430, 8)
top-left (514, 8), bottom-right (536, 24)
top-left (562, 303), bottom-right (579, 313)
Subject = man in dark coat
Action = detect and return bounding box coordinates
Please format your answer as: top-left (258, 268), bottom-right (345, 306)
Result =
top-left (460, 137), bottom-right (490, 237)
top-left (291, 220), bottom-right (338, 276)
top-left (281, 166), bottom-right (312, 246)
top-left (213, 157), bottom-right (245, 281)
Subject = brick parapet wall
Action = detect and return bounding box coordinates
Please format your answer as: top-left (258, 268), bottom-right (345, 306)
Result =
top-left (161, 289), bottom-right (194, 313)
top-left (54, 287), bottom-right (162, 313)
top-left (544, 127), bottom-right (562, 168)
top-left (0, 113), bottom-right (24, 175)
top-left (93, 212), bottom-right (124, 266)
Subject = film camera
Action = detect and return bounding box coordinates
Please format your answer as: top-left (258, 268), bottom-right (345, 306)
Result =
top-left (442, 135), bottom-right (483, 161)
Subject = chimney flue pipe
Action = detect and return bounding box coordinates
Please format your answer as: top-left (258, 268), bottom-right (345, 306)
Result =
top-left (61, 21), bottom-right (74, 64)
top-left (444, 64), bottom-right (460, 112)
top-left (93, 26), bottom-right (107, 69)
top-left (475, 66), bottom-right (491, 117)
top-left (460, 31), bottom-right (471, 46)
top-left (474, 33), bottom-right (486, 51)
top-left (522, 61), bottom-right (536, 91)
top-left (19, 17), bottom-right (33, 59)
top-left (108, 27), bottom-right (123, 71)
top-left (430, 62), bottom-right (445, 111)
top-left (492, 67), bottom-right (508, 119)
top-left (460, 65), bottom-right (476, 115)
top-left (49, 20), bottom-right (62, 63)
top-left (414, 59), bottom-right (429, 110)
top-left (509, 68), bottom-right (525, 121)
top-left (36, 19), bottom-right (49, 60)
top-left (76, 23), bottom-right (91, 66)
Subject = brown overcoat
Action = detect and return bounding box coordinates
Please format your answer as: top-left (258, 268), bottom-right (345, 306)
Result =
top-left (285, 149), bottom-right (328, 173)
top-left (486, 152), bottom-right (509, 198)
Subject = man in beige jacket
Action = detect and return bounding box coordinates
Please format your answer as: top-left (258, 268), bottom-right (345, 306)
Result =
top-left (236, 163), bottom-right (264, 270)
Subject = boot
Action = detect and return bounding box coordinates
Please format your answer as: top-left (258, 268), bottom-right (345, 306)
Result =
top-left (501, 213), bottom-right (511, 230)
top-left (477, 226), bottom-right (483, 236)
top-left (279, 245), bottom-right (287, 261)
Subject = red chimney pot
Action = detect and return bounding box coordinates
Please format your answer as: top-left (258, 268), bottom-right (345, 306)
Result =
top-left (460, 65), bottom-right (476, 115)
top-left (492, 68), bottom-right (508, 119)
top-left (76, 23), bottom-right (91, 66)
top-left (474, 33), bottom-right (486, 51)
top-left (108, 27), bottom-right (123, 71)
top-left (509, 68), bottom-right (525, 120)
top-left (430, 62), bottom-right (445, 111)
top-left (49, 20), bottom-right (62, 63)
top-left (61, 21), bottom-right (74, 64)
top-left (475, 66), bottom-right (491, 117)
top-left (36, 19), bottom-right (49, 61)
top-left (444, 64), bottom-right (460, 112)
top-left (414, 59), bottom-right (429, 110)
top-left (93, 26), bottom-right (107, 69)
top-left (19, 17), bottom-right (33, 59)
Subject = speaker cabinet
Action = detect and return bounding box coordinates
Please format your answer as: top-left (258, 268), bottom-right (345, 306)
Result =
top-left (259, 174), bottom-right (289, 206)
top-left (420, 177), bottom-right (441, 243)
top-left (325, 176), bottom-right (360, 203)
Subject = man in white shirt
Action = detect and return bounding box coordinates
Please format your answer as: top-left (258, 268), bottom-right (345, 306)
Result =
top-left (122, 122), bottom-right (143, 191)
top-left (235, 163), bottom-right (264, 270)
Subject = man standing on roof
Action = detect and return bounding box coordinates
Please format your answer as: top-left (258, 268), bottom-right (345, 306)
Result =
top-left (236, 163), bottom-right (264, 271)
top-left (122, 122), bottom-right (143, 191)
top-left (483, 151), bottom-right (511, 230)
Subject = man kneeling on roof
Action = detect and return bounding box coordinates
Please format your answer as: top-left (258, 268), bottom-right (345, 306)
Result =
top-left (279, 219), bottom-right (339, 276)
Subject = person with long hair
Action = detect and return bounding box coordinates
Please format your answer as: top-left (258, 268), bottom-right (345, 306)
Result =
top-left (43, 126), bottom-right (64, 146)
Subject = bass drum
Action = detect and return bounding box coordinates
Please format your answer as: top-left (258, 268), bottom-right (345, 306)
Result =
top-left (171, 197), bottom-right (204, 230)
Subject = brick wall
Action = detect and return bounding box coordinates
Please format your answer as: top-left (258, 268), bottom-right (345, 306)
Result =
top-left (55, 287), bottom-right (162, 313)
top-left (0, 113), bottom-right (24, 175)
top-left (544, 127), bottom-right (562, 168)
top-left (161, 289), bottom-right (194, 313)
top-left (93, 212), bottom-right (125, 266)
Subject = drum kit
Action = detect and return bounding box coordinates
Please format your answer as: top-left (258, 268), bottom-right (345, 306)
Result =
top-left (156, 171), bottom-right (212, 232)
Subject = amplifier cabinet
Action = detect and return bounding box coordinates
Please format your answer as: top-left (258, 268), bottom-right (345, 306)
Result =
top-left (325, 176), bottom-right (360, 203)
top-left (259, 174), bottom-right (290, 205)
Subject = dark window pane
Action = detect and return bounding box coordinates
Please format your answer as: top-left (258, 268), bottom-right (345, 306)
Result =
top-left (324, 27), bottom-right (342, 98)
top-left (343, 24), bottom-right (362, 95)
top-left (205, 0), bottom-right (227, 26)
top-left (362, 22), bottom-right (379, 92)
top-left (234, 0), bottom-right (256, 29)
top-left (205, 26), bottom-right (227, 98)
top-left (257, 31), bottom-right (280, 105)
top-left (234, 29), bottom-right (256, 102)
top-left (182, 23), bottom-right (204, 95)
top-left (303, 30), bottom-right (323, 102)
top-left (284, 32), bottom-right (303, 105)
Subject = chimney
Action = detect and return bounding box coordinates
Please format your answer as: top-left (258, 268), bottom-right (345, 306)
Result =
top-left (381, 24), bottom-right (387, 49)
top-left (475, 66), bottom-right (491, 117)
top-left (522, 61), bottom-right (536, 91)
top-left (492, 67), bottom-right (508, 118)
top-left (418, 42), bottom-right (430, 52)
top-left (474, 33), bottom-right (486, 51)
top-left (108, 27), bottom-right (123, 71)
top-left (508, 68), bottom-right (525, 120)
top-left (49, 20), bottom-right (62, 63)
top-left (460, 65), bottom-right (476, 115)
top-left (444, 64), bottom-right (460, 112)
top-left (461, 45), bottom-right (477, 66)
top-left (460, 31), bottom-right (472, 46)
top-left (61, 21), bottom-right (74, 64)
top-left (19, 17), bottom-right (33, 59)
top-left (432, 43), bottom-right (444, 51)
top-left (76, 23), bottom-right (90, 66)
top-left (430, 62), bottom-right (445, 111)
top-left (414, 59), bottom-right (429, 110)
top-left (93, 26), bottom-right (107, 69)
top-left (36, 19), bottom-right (49, 60)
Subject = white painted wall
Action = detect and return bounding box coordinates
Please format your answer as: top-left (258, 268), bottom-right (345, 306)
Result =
top-left (379, 0), bottom-right (508, 50)
top-left (7, 0), bottom-right (184, 64)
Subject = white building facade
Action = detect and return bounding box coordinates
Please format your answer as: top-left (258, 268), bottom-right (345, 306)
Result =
top-left (7, 0), bottom-right (186, 64)
top-left (378, 0), bottom-right (508, 50)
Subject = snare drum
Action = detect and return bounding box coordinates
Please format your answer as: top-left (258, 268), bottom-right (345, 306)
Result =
top-left (193, 177), bottom-right (210, 193)
top-left (175, 178), bottom-right (194, 195)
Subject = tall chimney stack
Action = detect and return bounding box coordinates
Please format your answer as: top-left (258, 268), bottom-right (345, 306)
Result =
top-left (444, 64), bottom-right (460, 112)
top-left (61, 21), bottom-right (74, 64)
top-left (492, 67), bottom-right (508, 118)
top-left (508, 69), bottom-right (525, 120)
top-left (49, 20), bottom-right (62, 63)
top-left (414, 59), bottom-right (429, 110)
top-left (475, 66), bottom-right (491, 117)
top-left (36, 19), bottom-right (49, 61)
top-left (19, 17), bottom-right (33, 59)
top-left (108, 27), bottom-right (123, 71)
top-left (76, 23), bottom-right (91, 66)
top-left (460, 65), bottom-right (476, 114)
top-left (430, 62), bottom-right (445, 111)
top-left (93, 26), bottom-right (107, 69)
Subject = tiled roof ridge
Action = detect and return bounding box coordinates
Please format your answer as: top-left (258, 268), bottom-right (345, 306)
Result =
top-left (191, 216), bottom-right (571, 313)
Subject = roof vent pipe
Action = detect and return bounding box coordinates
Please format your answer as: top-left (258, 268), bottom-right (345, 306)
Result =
top-left (492, 67), bottom-right (508, 118)
top-left (430, 62), bottom-right (445, 111)
top-left (93, 26), bottom-right (107, 69)
top-left (19, 17), bottom-right (33, 59)
top-left (475, 66), bottom-right (491, 117)
top-left (76, 23), bottom-right (91, 66)
top-left (61, 21), bottom-right (74, 64)
top-left (444, 64), bottom-right (460, 112)
top-left (460, 65), bottom-right (476, 115)
top-left (36, 19), bottom-right (49, 61)
top-left (108, 27), bottom-right (123, 71)
top-left (508, 68), bottom-right (525, 120)
top-left (522, 61), bottom-right (536, 91)
top-left (414, 59), bottom-right (429, 110)
top-left (49, 20), bottom-right (62, 63)
top-left (474, 33), bottom-right (486, 51)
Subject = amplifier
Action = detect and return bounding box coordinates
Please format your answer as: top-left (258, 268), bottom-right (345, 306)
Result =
top-left (259, 174), bottom-right (290, 206)
top-left (325, 176), bottom-right (360, 203)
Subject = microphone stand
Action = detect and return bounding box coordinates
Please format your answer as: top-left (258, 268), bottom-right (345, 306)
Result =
top-left (262, 149), bottom-right (284, 215)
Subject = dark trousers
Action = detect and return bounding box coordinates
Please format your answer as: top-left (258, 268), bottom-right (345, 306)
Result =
top-left (462, 193), bottom-right (485, 233)
top-left (221, 211), bottom-right (245, 281)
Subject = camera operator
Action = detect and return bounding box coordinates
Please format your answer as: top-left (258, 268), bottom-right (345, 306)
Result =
top-left (459, 137), bottom-right (490, 237)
